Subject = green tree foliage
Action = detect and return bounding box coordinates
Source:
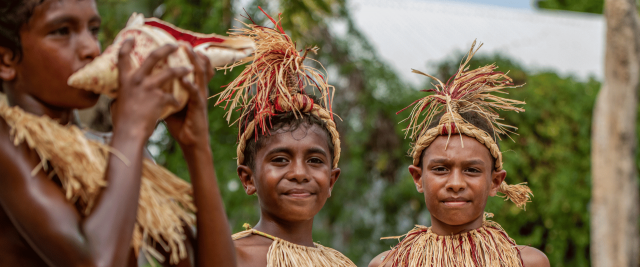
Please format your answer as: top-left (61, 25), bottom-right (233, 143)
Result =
top-left (97, 1), bottom-right (606, 266)
top-left (536, 0), bottom-right (604, 14)
top-left (536, 0), bottom-right (640, 14)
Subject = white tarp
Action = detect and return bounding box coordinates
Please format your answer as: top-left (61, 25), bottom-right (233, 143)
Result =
top-left (348, 0), bottom-right (604, 85)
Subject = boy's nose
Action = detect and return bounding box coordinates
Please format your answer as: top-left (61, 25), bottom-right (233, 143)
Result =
top-left (286, 159), bottom-right (309, 183)
top-left (77, 31), bottom-right (100, 62)
top-left (446, 170), bottom-right (466, 192)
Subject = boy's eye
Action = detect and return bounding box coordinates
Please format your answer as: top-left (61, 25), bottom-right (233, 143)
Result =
top-left (90, 26), bottom-right (101, 36)
top-left (272, 157), bottom-right (289, 163)
top-left (51, 27), bottom-right (70, 36)
top-left (308, 157), bottom-right (324, 164)
top-left (432, 166), bottom-right (448, 172)
top-left (466, 168), bottom-right (481, 173)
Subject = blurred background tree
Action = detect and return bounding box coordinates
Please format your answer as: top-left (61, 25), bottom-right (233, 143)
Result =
top-left (88, 0), bottom-right (639, 266)
top-left (538, 0), bottom-right (640, 266)
top-left (536, 0), bottom-right (604, 13)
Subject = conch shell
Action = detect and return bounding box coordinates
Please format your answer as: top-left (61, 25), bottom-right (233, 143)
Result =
top-left (68, 13), bottom-right (255, 119)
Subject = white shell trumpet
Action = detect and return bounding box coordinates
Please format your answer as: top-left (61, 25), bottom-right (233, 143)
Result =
top-left (68, 13), bottom-right (255, 119)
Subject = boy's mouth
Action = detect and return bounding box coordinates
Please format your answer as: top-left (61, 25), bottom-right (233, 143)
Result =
top-left (441, 197), bottom-right (471, 207)
top-left (283, 188), bottom-right (315, 199)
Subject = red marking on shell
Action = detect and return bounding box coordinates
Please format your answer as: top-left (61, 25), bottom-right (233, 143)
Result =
top-left (144, 20), bottom-right (225, 46)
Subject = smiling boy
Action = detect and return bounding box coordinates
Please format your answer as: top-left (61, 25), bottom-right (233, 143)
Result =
top-left (0, 0), bottom-right (235, 266)
top-left (215, 10), bottom-right (356, 267)
top-left (369, 42), bottom-right (550, 267)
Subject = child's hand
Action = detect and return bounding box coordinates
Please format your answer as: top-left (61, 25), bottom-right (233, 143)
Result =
top-left (163, 43), bottom-right (215, 151)
top-left (111, 38), bottom-right (192, 140)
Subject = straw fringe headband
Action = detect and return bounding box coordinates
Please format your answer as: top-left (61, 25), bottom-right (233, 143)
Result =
top-left (400, 40), bottom-right (533, 209)
top-left (215, 8), bottom-right (340, 168)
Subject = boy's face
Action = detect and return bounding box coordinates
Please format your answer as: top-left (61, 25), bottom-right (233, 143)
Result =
top-left (0, 0), bottom-right (101, 109)
top-left (409, 135), bottom-right (506, 228)
top-left (238, 124), bottom-right (340, 223)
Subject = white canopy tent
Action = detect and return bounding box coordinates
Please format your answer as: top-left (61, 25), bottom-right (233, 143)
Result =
top-left (347, 0), bottom-right (604, 86)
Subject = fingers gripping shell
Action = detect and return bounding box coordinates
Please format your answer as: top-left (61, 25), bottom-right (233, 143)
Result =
top-left (68, 13), bottom-right (255, 119)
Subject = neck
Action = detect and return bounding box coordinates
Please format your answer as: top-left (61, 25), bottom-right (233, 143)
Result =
top-left (5, 89), bottom-right (74, 125)
top-left (429, 213), bottom-right (484, 236)
top-left (254, 212), bottom-right (315, 247)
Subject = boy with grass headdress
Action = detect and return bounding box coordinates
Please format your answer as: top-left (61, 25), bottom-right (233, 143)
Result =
top-left (0, 0), bottom-right (238, 266)
top-left (369, 41), bottom-right (549, 267)
top-left (215, 8), bottom-right (356, 267)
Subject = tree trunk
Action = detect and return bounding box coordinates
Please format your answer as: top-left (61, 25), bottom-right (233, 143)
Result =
top-left (591, 0), bottom-right (640, 266)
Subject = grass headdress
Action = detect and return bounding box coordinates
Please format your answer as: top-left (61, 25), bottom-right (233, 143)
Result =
top-left (400, 40), bottom-right (532, 208)
top-left (216, 8), bottom-right (340, 168)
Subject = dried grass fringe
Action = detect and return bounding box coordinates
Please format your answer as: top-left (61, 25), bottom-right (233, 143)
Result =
top-left (0, 103), bottom-right (195, 265)
top-left (380, 218), bottom-right (524, 267)
top-left (232, 225), bottom-right (356, 267)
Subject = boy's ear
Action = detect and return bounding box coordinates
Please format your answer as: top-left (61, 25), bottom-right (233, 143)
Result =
top-left (0, 47), bottom-right (17, 82)
top-left (328, 167), bottom-right (341, 198)
top-left (489, 169), bottom-right (507, 197)
top-left (237, 165), bottom-right (256, 195)
top-left (408, 165), bottom-right (424, 193)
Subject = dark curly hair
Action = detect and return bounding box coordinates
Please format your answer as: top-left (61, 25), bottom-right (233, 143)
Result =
top-left (0, 0), bottom-right (44, 92)
top-left (418, 111), bottom-right (500, 169)
top-left (240, 93), bottom-right (335, 170)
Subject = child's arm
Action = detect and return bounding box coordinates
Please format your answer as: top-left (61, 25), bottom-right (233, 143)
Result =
top-left (518, 245), bottom-right (550, 267)
top-left (0, 39), bottom-right (190, 267)
top-left (368, 250), bottom-right (391, 267)
top-left (163, 44), bottom-right (236, 267)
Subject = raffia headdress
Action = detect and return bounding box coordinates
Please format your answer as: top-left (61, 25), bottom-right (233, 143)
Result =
top-left (401, 40), bottom-right (532, 208)
top-left (216, 8), bottom-right (340, 168)
top-left (68, 13), bottom-right (255, 119)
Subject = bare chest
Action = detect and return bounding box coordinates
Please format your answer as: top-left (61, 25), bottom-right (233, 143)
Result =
top-left (0, 207), bottom-right (49, 267)
top-left (235, 242), bottom-right (271, 267)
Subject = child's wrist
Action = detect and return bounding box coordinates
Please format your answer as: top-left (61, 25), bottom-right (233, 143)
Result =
top-left (180, 141), bottom-right (212, 156)
top-left (111, 121), bottom-right (149, 146)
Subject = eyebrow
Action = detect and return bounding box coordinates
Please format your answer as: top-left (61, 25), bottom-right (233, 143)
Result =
top-left (306, 147), bottom-right (328, 158)
top-left (463, 159), bottom-right (486, 166)
top-left (89, 15), bottom-right (102, 24)
top-left (427, 158), bottom-right (485, 165)
top-left (266, 147), bottom-right (292, 156)
top-left (45, 15), bottom-right (79, 26)
top-left (45, 14), bottom-right (101, 27)
top-left (428, 158), bottom-right (449, 164)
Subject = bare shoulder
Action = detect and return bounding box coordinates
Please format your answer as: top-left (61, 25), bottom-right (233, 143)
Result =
top-left (0, 116), bottom-right (14, 153)
top-left (233, 234), bottom-right (272, 267)
top-left (518, 245), bottom-right (550, 267)
top-left (0, 116), bottom-right (39, 176)
top-left (368, 250), bottom-right (392, 267)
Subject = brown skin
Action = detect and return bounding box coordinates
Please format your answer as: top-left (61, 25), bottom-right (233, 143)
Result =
top-left (0, 1), bottom-right (235, 266)
top-left (234, 124), bottom-right (340, 267)
top-left (368, 135), bottom-right (549, 267)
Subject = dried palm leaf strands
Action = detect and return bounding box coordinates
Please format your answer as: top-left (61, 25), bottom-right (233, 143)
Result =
top-left (398, 40), bottom-right (532, 209)
top-left (232, 224), bottom-right (356, 267)
top-left (215, 7), bottom-right (341, 168)
top-left (0, 102), bottom-right (195, 265)
top-left (380, 215), bottom-right (524, 267)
